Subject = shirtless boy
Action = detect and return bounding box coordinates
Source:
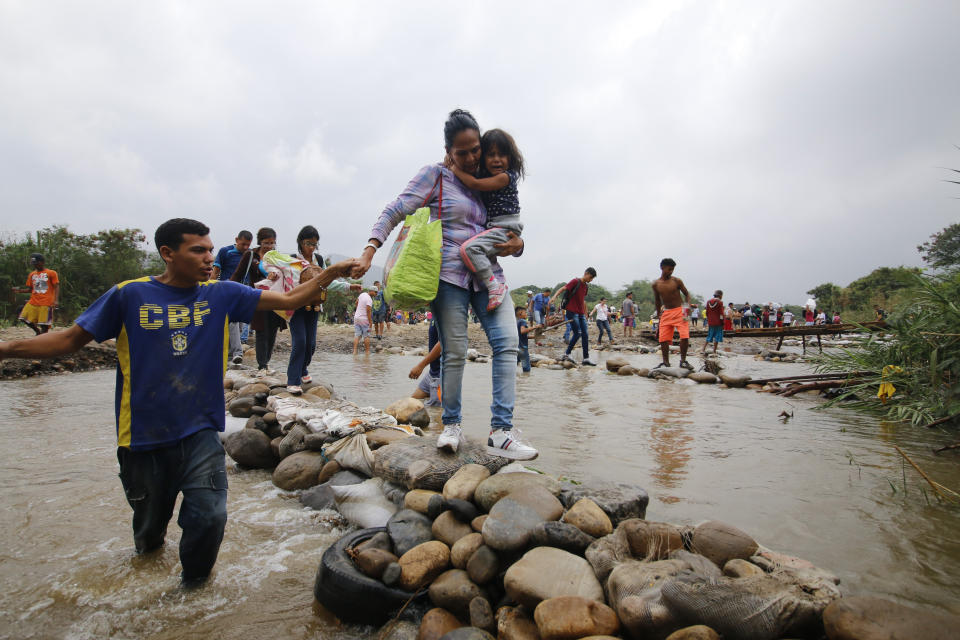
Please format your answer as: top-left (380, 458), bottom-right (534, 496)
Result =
top-left (652, 258), bottom-right (692, 369)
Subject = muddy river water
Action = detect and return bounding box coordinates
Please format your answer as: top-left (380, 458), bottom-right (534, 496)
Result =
top-left (1, 349), bottom-right (958, 639)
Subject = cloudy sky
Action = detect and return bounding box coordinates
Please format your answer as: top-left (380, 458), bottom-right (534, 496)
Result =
top-left (1, 1), bottom-right (957, 303)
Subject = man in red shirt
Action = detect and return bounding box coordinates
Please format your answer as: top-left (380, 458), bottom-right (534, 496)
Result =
top-left (550, 267), bottom-right (597, 366)
top-left (702, 290), bottom-right (725, 355)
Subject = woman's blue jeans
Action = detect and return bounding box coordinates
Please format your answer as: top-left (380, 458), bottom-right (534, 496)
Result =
top-left (431, 280), bottom-right (518, 431)
top-left (596, 319), bottom-right (613, 343)
top-left (287, 308), bottom-right (318, 386)
top-left (565, 311), bottom-right (590, 358)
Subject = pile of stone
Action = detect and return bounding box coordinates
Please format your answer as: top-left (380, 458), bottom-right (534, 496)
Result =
top-left (220, 370), bottom-right (959, 640)
top-left (754, 349), bottom-right (802, 363)
top-left (603, 356), bottom-right (752, 388)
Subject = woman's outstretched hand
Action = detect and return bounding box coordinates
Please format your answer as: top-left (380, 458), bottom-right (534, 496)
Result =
top-left (494, 232), bottom-right (524, 257)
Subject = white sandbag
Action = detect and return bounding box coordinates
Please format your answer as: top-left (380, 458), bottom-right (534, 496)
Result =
top-left (331, 478), bottom-right (399, 528)
top-left (267, 396), bottom-right (313, 427)
top-left (323, 432), bottom-right (376, 477)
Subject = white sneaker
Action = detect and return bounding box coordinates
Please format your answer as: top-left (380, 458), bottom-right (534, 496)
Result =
top-left (437, 423), bottom-right (462, 452)
top-left (287, 385), bottom-right (303, 395)
top-left (232, 354), bottom-right (243, 364)
top-left (582, 356), bottom-right (597, 366)
top-left (487, 428), bottom-right (539, 460)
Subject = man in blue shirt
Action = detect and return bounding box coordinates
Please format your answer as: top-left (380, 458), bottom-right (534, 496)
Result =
top-left (212, 230), bottom-right (253, 363)
top-left (0, 218), bottom-right (357, 587)
top-left (528, 287), bottom-right (551, 326)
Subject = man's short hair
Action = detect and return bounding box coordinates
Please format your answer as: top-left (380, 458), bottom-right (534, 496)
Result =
top-left (660, 258), bottom-right (676, 268)
top-left (585, 267), bottom-right (597, 277)
top-left (237, 230), bottom-right (253, 241)
top-left (30, 253), bottom-right (45, 265)
top-left (155, 218), bottom-right (210, 256)
top-left (715, 290), bottom-right (723, 297)
top-left (626, 291), bottom-right (633, 297)
top-left (542, 288), bottom-right (550, 293)
top-left (515, 306), bottom-right (526, 315)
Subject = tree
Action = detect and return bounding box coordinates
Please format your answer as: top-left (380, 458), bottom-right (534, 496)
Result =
top-left (806, 283), bottom-right (842, 312)
top-left (918, 222), bottom-right (960, 271)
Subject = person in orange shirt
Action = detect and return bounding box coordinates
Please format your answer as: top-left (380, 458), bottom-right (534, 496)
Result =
top-left (19, 253), bottom-right (59, 335)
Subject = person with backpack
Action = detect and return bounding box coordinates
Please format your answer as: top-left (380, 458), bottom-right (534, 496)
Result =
top-left (549, 267), bottom-right (598, 366)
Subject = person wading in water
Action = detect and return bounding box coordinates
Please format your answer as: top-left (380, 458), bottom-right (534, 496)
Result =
top-left (652, 257), bottom-right (693, 370)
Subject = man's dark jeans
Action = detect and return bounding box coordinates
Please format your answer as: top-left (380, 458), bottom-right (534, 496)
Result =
top-left (565, 311), bottom-right (590, 358)
top-left (117, 428), bottom-right (228, 583)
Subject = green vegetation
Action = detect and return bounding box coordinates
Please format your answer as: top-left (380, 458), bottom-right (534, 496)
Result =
top-left (814, 221), bottom-right (960, 425)
top-left (806, 266), bottom-right (921, 322)
top-left (1, 226), bottom-right (164, 323)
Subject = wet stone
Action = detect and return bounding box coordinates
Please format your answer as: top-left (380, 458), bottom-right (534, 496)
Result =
top-left (530, 521), bottom-right (596, 555)
top-left (466, 545), bottom-right (499, 585)
top-left (471, 515), bottom-right (487, 532)
top-left (665, 626), bottom-right (721, 640)
top-left (534, 596), bottom-right (620, 640)
top-left (690, 520), bottom-right (758, 568)
top-left (561, 498), bottom-right (613, 538)
top-left (355, 531), bottom-right (394, 554)
top-left (504, 546), bottom-right (604, 610)
top-left (451, 533), bottom-right (484, 570)
top-left (432, 510), bottom-right (474, 546)
top-left (405, 488), bottom-right (440, 515)
top-left (382, 561), bottom-right (401, 586)
top-left (443, 463), bottom-right (491, 502)
top-left (469, 596), bottom-right (495, 635)
top-left (398, 541), bottom-right (450, 591)
top-left (272, 451), bottom-right (325, 490)
top-left (496, 606), bottom-right (541, 640)
top-left (355, 548), bottom-right (398, 580)
top-left (428, 493), bottom-right (448, 519)
top-left (474, 473), bottom-right (561, 512)
top-left (559, 481), bottom-right (649, 524)
top-left (482, 497), bottom-right (545, 552)
top-left (418, 608), bottom-right (462, 640)
top-left (224, 429), bottom-right (275, 468)
top-left (438, 628), bottom-right (495, 640)
top-left (446, 498), bottom-right (479, 523)
top-left (429, 569), bottom-right (484, 619)
top-left (388, 509), bottom-right (434, 557)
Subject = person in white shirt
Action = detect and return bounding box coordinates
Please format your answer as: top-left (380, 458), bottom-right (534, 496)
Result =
top-left (590, 297), bottom-right (614, 345)
top-left (782, 310), bottom-right (794, 326)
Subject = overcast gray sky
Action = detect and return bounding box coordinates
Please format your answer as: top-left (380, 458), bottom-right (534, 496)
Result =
top-left (1, 1), bottom-right (958, 304)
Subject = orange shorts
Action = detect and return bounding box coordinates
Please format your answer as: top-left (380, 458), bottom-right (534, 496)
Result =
top-left (658, 307), bottom-right (689, 343)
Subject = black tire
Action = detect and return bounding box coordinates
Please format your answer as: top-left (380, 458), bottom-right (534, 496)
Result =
top-left (313, 527), bottom-right (425, 624)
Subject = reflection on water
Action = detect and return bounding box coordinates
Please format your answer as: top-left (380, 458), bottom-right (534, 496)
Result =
top-left (648, 388), bottom-right (694, 499)
top-left (1, 349), bottom-right (959, 638)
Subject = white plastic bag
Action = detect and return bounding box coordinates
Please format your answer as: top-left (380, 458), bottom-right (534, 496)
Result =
top-left (331, 478), bottom-right (398, 528)
top-left (323, 432), bottom-right (376, 477)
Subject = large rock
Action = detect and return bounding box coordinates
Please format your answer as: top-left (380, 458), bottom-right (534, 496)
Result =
top-left (429, 569), bottom-right (484, 619)
top-left (690, 520), bottom-right (758, 568)
top-left (451, 533), bottom-right (484, 569)
top-left (388, 509), bottom-right (435, 556)
top-left (398, 541), bottom-right (451, 591)
top-left (605, 356), bottom-right (629, 372)
top-left (272, 451), bottom-right (325, 490)
top-left (822, 596), bottom-right (960, 640)
top-left (374, 437), bottom-right (510, 490)
top-left (530, 521), bottom-right (596, 555)
top-left (432, 511), bottom-right (474, 546)
top-left (504, 547), bottom-right (604, 610)
top-left (665, 626), bottom-right (721, 640)
top-left (559, 481), bottom-right (649, 524)
top-left (534, 596), bottom-right (620, 640)
top-left (466, 545), bottom-right (499, 585)
top-left (496, 607), bottom-right (540, 640)
top-left (224, 429), bottom-right (276, 468)
top-left (443, 464), bottom-right (491, 502)
top-left (482, 496), bottom-right (546, 552)
top-left (418, 608), bottom-right (462, 640)
top-left (385, 397), bottom-right (431, 428)
top-left (236, 382), bottom-right (270, 397)
top-left (474, 473), bottom-right (561, 512)
top-left (228, 396), bottom-right (255, 417)
top-left (561, 498), bottom-right (613, 538)
top-left (687, 372), bottom-right (718, 384)
top-left (617, 366), bottom-right (637, 376)
top-left (405, 489), bottom-right (441, 514)
top-left (648, 366), bottom-right (690, 379)
top-left (719, 373), bottom-right (751, 388)
top-left (355, 548), bottom-right (398, 580)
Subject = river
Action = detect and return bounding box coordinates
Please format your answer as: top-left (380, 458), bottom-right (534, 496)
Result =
top-left (1, 350), bottom-right (958, 639)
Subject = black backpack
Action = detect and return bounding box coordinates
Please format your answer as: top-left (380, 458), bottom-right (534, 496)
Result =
top-left (561, 279), bottom-right (583, 310)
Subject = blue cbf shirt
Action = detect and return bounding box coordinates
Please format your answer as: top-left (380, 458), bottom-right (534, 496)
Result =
top-left (76, 277), bottom-right (261, 451)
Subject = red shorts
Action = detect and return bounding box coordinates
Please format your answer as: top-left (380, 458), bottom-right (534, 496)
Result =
top-left (658, 307), bottom-right (689, 343)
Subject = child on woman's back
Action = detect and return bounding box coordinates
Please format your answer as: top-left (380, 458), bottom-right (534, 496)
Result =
top-left (447, 128), bottom-right (524, 311)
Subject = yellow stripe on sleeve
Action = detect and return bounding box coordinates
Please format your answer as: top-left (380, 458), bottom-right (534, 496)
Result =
top-left (222, 315), bottom-right (230, 374)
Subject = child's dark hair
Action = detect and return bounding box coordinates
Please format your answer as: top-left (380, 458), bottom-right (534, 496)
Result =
top-left (660, 258), bottom-right (676, 268)
top-left (515, 306), bottom-right (526, 316)
top-left (154, 218), bottom-right (210, 256)
top-left (481, 129), bottom-right (525, 179)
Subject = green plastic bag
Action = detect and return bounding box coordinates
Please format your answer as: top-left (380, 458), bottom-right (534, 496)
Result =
top-left (383, 206), bottom-right (442, 309)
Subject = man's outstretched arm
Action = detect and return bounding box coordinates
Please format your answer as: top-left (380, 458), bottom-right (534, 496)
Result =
top-left (0, 324), bottom-right (94, 362)
top-left (257, 259), bottom-right (358, 311)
